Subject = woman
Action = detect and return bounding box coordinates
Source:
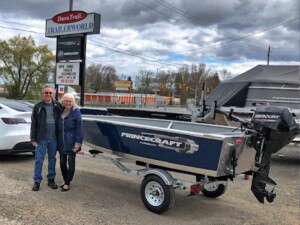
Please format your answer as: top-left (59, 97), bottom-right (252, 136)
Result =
top-left (58, 93), bottom-right (83, 192)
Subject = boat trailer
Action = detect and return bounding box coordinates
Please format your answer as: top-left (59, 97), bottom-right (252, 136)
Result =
top-left (81, 105), bottom-right (299, 214)
top-left (81, 149), bottom-right (229, 214)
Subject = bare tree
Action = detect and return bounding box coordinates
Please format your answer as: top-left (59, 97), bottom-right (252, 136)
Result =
top-left (220, 69), bottom-right (232, 81)
top-left (86, 64), bottom-right (118, 92)
top-left (156, 69), bottom-right (174, 95)
top-left (135, 69), bottom-right (153, 107)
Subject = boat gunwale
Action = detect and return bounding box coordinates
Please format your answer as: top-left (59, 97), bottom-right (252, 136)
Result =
top-left (82, 115), bottom-right (248, 141)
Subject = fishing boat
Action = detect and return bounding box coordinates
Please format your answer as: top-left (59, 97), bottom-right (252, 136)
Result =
top-left (83, 115), bottom-right (255, 177)
top-left (82, 106), bottom-right (300, 214)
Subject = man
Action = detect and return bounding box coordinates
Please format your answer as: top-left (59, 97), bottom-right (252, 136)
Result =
top-left (30, 86), bottom-right (62, 191)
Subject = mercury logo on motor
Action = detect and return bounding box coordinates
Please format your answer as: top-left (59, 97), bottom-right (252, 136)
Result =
top-left (254, 114), bottom-right (280, 119)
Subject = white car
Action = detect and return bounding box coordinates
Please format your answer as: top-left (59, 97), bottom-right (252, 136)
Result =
top-left (0, 99), bottom-right (35, 155)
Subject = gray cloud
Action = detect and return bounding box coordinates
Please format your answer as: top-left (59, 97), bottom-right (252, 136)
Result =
top-left (0, 0), bottom-right (298, 77)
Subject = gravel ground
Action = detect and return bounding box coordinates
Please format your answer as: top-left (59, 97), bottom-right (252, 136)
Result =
top-left (0, 144), bottom-right (299, 225)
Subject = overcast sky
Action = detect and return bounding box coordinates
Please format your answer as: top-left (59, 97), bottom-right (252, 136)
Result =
top-left (0, 0), bottom-right (299, 79)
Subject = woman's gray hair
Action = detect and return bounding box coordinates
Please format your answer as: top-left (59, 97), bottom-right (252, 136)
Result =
top-left (61, 93), bottom-right (79, 108)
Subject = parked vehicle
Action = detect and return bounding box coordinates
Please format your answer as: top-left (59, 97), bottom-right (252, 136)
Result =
top-left (0, 99), bottom-right (34, 155)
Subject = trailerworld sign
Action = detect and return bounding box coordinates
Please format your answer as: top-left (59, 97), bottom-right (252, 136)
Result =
top-left (45, 11), bottom-right (100, 37)
top-left (46, 10), bottom-right (101, 105)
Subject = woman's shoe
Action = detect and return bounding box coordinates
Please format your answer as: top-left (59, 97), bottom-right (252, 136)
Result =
top-left (61, 184), bottom-right (70, 192)
top-left (59, 183), bottom-right (65, 188)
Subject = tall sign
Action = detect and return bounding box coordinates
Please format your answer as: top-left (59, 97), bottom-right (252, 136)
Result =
top-left (45, 11), bottom-right (101, 106)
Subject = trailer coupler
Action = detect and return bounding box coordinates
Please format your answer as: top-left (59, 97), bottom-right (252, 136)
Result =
top-left (251, 170), bottom-right (277, 203)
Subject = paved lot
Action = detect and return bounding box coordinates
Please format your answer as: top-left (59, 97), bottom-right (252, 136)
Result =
top-left (0, 145), bottom-right (299, 225)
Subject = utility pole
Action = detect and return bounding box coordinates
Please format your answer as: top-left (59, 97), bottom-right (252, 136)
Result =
top-left (69, 0), bottom-right (73, 11)
top-left (267, 46), bottom-right (270, 65)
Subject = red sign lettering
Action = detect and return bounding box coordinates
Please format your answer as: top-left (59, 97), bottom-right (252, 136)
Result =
top-left (53, 11), bottom-right (87, 24)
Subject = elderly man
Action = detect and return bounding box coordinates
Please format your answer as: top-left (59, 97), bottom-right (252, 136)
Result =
top-left (30, 86), bottom-right (62, 191)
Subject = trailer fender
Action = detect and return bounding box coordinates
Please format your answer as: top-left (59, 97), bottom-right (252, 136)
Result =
top-left (143, 169), bottom-right (175, 186)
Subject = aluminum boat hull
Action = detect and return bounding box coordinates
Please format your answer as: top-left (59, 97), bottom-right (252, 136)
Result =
top-left (83, 116), bottom-right (256, 177)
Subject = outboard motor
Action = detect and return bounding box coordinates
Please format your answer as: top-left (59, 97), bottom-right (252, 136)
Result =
top-left (250, 106), bottom-right (300, 203)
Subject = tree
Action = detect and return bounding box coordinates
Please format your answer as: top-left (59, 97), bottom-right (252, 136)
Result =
top-left (172, 63), bottom-right (213, 106)
top-left (0, 35), bottom-right (55, 99)
top-left (127, 76), bottom-right (133, 92)
top-left (206, 72), bottom-right (221, 95)
top-left (175, 65), bottom-right (189, 106)
top-left (85, 64), bottom-right (118, 92)
top-left (85, 64), bottom-right (102, 92)
top-left (156, 69), bottom-right (174, 96)
top-left (188, 63), bottom-right (210, 104)
top-left (102, 66), bottom-right (118, 91)
top-left (220, 69), bottom-right (232, 81)
top-left (135, 70), bottom-right (153, 107)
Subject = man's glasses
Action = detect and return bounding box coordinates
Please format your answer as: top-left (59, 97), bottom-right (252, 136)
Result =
top-left (44, 92), bottom-right (53, 95)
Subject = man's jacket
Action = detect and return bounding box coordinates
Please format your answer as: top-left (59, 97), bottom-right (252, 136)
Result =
top-left (30, 101), bottom-right (62, 142)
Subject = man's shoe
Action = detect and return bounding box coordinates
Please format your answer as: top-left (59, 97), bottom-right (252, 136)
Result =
top-left (47, 180), bottom-right (58, 189)
top-left (32, 182), bottom-right (40, 191)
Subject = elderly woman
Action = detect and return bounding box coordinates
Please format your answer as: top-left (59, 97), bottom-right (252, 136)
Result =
top-left (58, 93), bottom-right (83, 191)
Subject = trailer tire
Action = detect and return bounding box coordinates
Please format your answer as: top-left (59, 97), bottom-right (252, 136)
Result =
top-left (202, 182), bottom-right (227, 198)
top-left (140, 175), bottom-right (175, 214)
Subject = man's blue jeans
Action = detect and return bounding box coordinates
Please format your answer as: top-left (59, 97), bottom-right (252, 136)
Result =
top-left (33, 139), bottom-right (57, 183)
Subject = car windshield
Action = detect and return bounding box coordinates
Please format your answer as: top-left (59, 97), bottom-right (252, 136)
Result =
top-left (0, 100), bottom-right (34, 112)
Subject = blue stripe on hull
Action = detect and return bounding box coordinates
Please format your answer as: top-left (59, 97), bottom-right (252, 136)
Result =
top-left (90, 122), bottom-right (223, 171)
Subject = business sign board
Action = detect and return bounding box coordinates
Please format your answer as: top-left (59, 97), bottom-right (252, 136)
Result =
top-left (56, 62), bottom-right (80, 85)
top-left (46, 11), bottom-right (100, 37)
top-left (115, 87), bottom-right (129, 91)
top-left (114, 80), bottom-right (132, 88)
top-left (56, 36), bottom-right (82, 61)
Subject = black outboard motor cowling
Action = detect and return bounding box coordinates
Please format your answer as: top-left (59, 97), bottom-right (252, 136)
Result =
top-left (250, 106), bottom-right (300, 204)
top-left (252, 106), bottom-right (300, 153)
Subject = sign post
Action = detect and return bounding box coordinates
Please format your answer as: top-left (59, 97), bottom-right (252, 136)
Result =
top-left (45, 11), bottom-right (101, 106)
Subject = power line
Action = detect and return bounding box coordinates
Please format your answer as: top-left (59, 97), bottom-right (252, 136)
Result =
top-left (88, 41), bottom-right (185, 68)
top-left (137, 0), bottom-right (266, 53)
top-left (86, 56), bottom-right (138, 74)
top-left (0, 19), bottom-right (186, 68)
top-left (0, 19), bottom-right (43, 29)
top-left (0, 25), bottom-right (44, 34)
top-left (133, 1), bottom-right (299, 56)
top-left (0, 22), bottom-right (182, 69)
top-left (158, 17), bottom-right (300, 54)
top-left (0, 14), bottom-right (298, 62)
top-left (154, 0), bottom-right (235, 38)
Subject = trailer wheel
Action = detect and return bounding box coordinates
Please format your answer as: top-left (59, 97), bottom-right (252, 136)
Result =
top-left (140, 175), bottom-right (175, 214)
top-left (202, 182), bottom-right (227, 198)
